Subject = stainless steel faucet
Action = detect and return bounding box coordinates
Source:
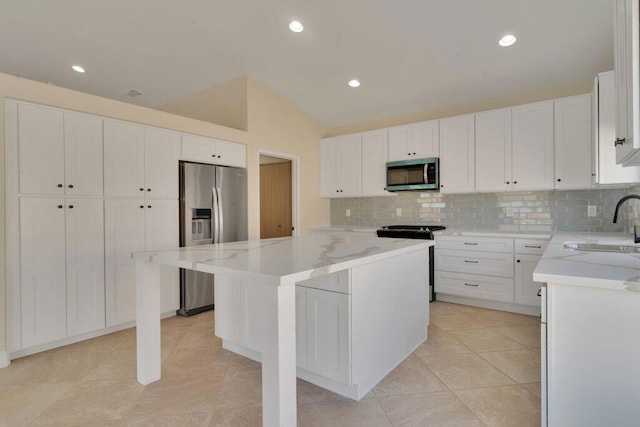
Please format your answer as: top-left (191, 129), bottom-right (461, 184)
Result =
top-left (613, 195), bottom-right (640, 243)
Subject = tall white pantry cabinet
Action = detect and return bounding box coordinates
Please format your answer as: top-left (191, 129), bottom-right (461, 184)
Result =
top-left (4, 100), bottom-right (183, 355)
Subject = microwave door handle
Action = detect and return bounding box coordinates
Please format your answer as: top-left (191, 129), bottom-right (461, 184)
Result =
top-left (423, 163), bottom-right (428, 184)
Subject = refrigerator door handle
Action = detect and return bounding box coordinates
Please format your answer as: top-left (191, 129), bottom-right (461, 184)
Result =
top-left (216, 186), bottom-right (224, 243)
top-left (212, 187), bottom-right (220, 244)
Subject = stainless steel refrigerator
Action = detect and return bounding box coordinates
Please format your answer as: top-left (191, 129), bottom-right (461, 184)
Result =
top-left (178, 161), bottom-right (248, 316)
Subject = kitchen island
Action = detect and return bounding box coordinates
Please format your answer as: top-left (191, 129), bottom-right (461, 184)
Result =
top-left (534, 232), bottom-right (640, 426)
top-left (132, 233), bottom-right (431, 427)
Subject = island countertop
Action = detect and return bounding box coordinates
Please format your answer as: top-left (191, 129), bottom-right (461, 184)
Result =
top-left (133, 232), bottom-right (432, 285)
top-left (533, 232), bottom-right (640, 291)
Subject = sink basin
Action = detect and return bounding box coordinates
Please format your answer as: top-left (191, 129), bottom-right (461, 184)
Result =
top-left (564, 242), bottom-right (640, 254)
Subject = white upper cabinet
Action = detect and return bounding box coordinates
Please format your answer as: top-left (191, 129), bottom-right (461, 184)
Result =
top-left (104, 120), bottom-right (145, 197)
top-left (181, 134), bottom-right (246, 168)
top-left (144, 127), bottom-right (180, 199)
top-left (554, 94), bottom-right (593, 190)
top-left (105, 120), bottom-right (180, 198)
top-left (439, 114), bottom-right (475, 194)
top-left (614, 0), bottom-right (640, 165)
top-left (319, 135), bottom-right (362, 197)
top-left (16, 103), bottom-right (104, 197)
top-left (511, 101), bottom-right (555, 191)
top-left (388, 120), bottom-right (439, 161)
top-left (475, 108), bottom-right (512, 193)
top-left (64, 112), bottom-right (104, 196)
top-left (594, 71), bottom-right (640, 184)
top-left (361, 129), bottom-right (389, 196)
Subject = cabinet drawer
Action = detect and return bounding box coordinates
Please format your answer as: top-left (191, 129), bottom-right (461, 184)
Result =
top-left (435, 249), bottom-right (514, 278)
top-left (298, 270), bottom-right (350, 294)
top-left (435, 271), bottom-right (514, 302)
top-left (435, 236), bottom-right (514, 253)
top-left (514, 239), bottom-right (549, 255)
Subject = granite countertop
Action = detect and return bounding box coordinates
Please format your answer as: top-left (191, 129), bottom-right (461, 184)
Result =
top-left (133, 233), bottom-right (432, 285)
top-left (433, 228), bottom-right (552, 239)
top-left (533, 232), bottom-right (640, 291)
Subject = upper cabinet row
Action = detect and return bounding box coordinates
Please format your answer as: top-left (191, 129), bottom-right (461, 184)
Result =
top-left (16, 102), bottom-right (247, 199)
top-left (321, 93), bottom-right (596, 197)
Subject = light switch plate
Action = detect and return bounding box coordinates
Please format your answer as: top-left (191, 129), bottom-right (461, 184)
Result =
top-left (396, 207), bottom-right (402, 217)
top-left (588, 205), bottom-right (597, 217)
top-left (346, 208), bottom-right (351, 217)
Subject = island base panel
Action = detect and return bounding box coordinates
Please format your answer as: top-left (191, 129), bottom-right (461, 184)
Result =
top-left (135, 260), bottom-right (161, 385)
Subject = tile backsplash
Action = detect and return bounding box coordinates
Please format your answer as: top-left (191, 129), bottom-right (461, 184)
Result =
top-left (331, 187), bottom-right (640, 233)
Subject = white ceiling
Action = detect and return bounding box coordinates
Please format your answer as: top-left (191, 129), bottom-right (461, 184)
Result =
top-left (0, 0), bottom-right (614, 128)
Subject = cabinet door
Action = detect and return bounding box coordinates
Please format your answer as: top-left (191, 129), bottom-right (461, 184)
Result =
top-left (18, 103), bottom-right (65, 195)
top-left (181, 134), bottom-right (217, 163)
top-left (319, 138), bottom-right (338, 197)
top-left (595, 72), bottom-right (640, 184)
top-left (64, 112), bottom-right (104, 196)
top-left (388, 125), bottom-right (412, 161)
top-left (412, 120), bottom-right (440, 158)
top-left (336, 134), bottom-right (362, 196)
top-left (105, 199), bottom-right (146, 327)
top-left (104, 120), bottom-right (145, 197)
top-left (296, 286), bottom-right (308, 369)
top-left (216, 140), bottom-right (247, 168)
top-left (514, 254), bottom-right (543, 307)
top-left (439, 114), bottom-right (475, 194)
top-left (512, 101), bottom-right (554, 191)
top-left (475, 108), bottom-right (512, 193)
top-left (306, 288), bottom-right (350, 384)
top-left (144, 199), bottom-right (180, 314)
top-left (554, 95), bottom-right (593, 190)
top-left (144, 127), bottom-right (180, 199)
top-left (361, 129), bottom-right (388, 196)
top-left (66, 198), bottom-right (105, 336)
top-left (20, 197), bottom-right (67, 347)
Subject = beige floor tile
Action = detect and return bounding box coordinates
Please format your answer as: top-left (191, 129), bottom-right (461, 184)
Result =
top-left (378, 390), bottom-right (484, 426)
top-left (8, 348), bottom-right (107, 385)
top-left (454, 385), bottom-right (540, 427)
top-left (522, 382), bottom-right (542, 398)
top-left (478, 310), bottom-right (539, 327)
top-left (423, 353), bottom-right (515, 390)
top-left (127, 373), bottom-right (224, 417)
top-left (297, 379), bottom-right (346, 404)
top-left (495, 324), bottom-right (541, 348)
top-left (414, 333), bottom-right (473, 362)
top-left (85, 347), bottom-right (138, 381)
top-left (373, 354), bottom-right (446, 397)
top-left (225, 354), bottom-right (262, 378)
top-left (479, 349), bottom-right (541, 384)
top-left (0, 382), bottom-right (76, 426)
top-left (209, 404), bottom-right (262, 426)
top-left (450, 328), bottom-right (526, 352)
top-left (55, 329), bottom-right (134, 356)
top-left (162, 345), bottom-right (232, 380)
top-left (31, 379), bottom-right (145, 425)
top-left (214, 369), bottom-right (263, 409)
top-left (299, 396), bottom-right (391, 427)
top-left (124, 412), bottom-right (212, 426)
top-left (430, 312), bottom-right (503, 331)
top-left (177, 327), bottom-right (223, 350)
top-left (429, 302), bottom-right (466, 316)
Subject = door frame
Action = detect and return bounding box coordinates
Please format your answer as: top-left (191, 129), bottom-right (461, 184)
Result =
top-left (257, 150), bottom-right (300, 237)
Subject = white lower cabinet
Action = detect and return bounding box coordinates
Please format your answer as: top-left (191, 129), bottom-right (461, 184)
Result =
top-left (514, 254), bottom-right (543, 307)
top-left (20, 197), bottom-right (105, 348)
top-left (105, 198), bottom-right (179, 327)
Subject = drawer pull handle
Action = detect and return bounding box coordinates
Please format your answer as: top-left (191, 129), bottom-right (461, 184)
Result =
top-left (464, 260), bottom-right (478, 264)
top-left (465, 283), bottom-right (479, 287)
top-left (525, 245), bottom-right (541, 249)
top-left (464, 242), bottom-right (478, 245)
top-left (537, 289), bottom-right (542, 297)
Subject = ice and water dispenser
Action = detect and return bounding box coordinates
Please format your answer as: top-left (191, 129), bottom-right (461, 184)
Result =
top-left (191, 208), bottom-right (212, 242)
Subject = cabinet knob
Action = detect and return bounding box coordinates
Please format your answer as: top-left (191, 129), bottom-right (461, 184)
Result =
top-left (615, 138), bottom-right (626, 146)
top-left (336, 190), bottom-right (339, 193)
top-left (57, 184), bottom-right (63, 188)
top-left (68, 205), bottom-right (74, 209)
top-left (147, 188), bottom-right (151, 192)
top-left (440, 185), bottom-right (444, 188)
top-left (57, 204), bottom-right (63, 209)
top-left (147, 205), bottom-right (152, 208)
top-left (407, 152), bottom-right (411, 156)
top-left (516, 259), bottom-right (521, 263)
top-left (413, 152), bottom-right (416, 155)
top-left (557, 178), bottom-right (561, 182)
top-left (140, 205), bottom-right (144, 208)
top-left (513, 181), bottom-right (518, 184)
top-left (217, 155), bottom-right (221, 158)
top-left (506, 181), bottom-right (510, 184)
top-left (139, 188), bottom-right (144, 191)
top-left (68, 184), bottom-right (74, 189)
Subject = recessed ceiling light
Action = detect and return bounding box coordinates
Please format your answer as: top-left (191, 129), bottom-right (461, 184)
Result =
top-left (498, 34), bottom-right (517, 47)
top-left (71, 65), bottom-right (85, 73)
top-left (348, 79), bottom-right (360, 88)
top-left (289, 20), bottom-right (304, 33)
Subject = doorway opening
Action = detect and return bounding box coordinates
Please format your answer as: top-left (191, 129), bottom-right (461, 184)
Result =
top-left (258, 151), bottom-right (298, 239)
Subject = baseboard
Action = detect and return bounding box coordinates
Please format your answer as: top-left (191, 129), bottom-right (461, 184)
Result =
top-left (0, 351), bottom-right (10, 368)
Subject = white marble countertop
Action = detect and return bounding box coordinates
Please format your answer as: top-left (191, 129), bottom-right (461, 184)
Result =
top-left (533, 232), bottom-right (640, 291)
top-left (307, 225), bottom-right (378, 234)
top-left (434, 228), bottom-right (552, 239)
top-left (133, 233), bottom-right (432, 285)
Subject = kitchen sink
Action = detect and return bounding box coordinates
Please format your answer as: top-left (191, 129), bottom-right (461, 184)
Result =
top-left (564, 242), bottom-right (640, 254)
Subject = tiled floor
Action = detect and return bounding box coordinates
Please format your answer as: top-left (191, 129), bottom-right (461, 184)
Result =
top-left (0, 302), bottom-right (541, 426)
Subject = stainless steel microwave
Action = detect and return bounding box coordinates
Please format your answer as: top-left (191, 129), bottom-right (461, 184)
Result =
top-left (385, 158), bottom-right (439, 191)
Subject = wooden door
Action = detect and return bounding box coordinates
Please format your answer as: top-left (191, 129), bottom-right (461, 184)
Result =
top-left (260, 161), bottom-right (292, 238)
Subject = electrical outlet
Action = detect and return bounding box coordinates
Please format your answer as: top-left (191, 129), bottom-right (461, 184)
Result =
top-left (346, 208), bottom-right (351, 217)
top-left (396, 207), bottom-right (402, 217)
top-left (588, 205), bottom-right (597, 217)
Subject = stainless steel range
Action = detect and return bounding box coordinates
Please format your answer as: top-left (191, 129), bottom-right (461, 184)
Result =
top-left (376, 225), bottom-right (446, 301)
